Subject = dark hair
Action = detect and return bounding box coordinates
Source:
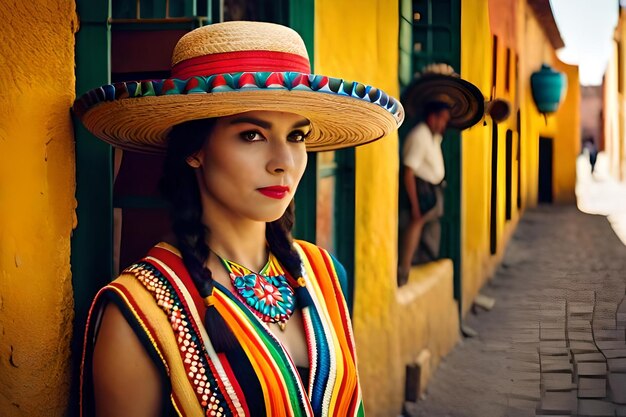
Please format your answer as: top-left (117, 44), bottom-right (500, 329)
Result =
top-left (423, 101), bottom-right (452, 119)
top-left (159, 117), bottom-right (308, 352)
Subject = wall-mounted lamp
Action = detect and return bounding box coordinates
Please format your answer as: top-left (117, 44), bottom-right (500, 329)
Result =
top-left (530, 63), bottom-right (567, 115)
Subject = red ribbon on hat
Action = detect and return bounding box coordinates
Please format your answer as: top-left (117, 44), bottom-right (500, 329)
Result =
top-left (171, 50), bottom-right (311, 79)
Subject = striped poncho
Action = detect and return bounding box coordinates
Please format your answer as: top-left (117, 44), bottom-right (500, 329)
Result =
top-left (81, 241), bottom-right (364, 416)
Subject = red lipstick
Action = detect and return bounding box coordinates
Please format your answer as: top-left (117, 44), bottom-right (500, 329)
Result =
top-left (258, 185), bottom-right (290, 199)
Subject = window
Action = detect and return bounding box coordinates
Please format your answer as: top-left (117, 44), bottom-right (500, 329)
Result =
top-left (516, 110), bottom-right (522, 209)
top-left (505, 47), bottom-right (511, 92)
top-left (618, 41), bottom-right (623, 94)
top-left (491, 35), bottom-right (498, 99)
top-left (398, 0), bottom-right (413, 87)
top-left (490, 122), bottom-right (498, 255)
top-left (505, 129), bottom-right (513, 220)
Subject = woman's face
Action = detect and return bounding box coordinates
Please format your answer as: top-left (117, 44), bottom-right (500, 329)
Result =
top-left (191, 110), bottom-right (309, 223)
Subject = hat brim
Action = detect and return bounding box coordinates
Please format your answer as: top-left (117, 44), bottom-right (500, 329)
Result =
top-left (401, 74), bottom-right (484, 130)
top-left (74, 72), bottom-right (405, 154)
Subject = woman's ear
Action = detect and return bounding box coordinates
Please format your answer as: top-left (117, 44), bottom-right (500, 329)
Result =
top-left (186, 155), bottom-right (201, 168)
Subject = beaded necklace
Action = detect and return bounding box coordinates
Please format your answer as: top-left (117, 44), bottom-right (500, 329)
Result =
top-left (218, 252), bottom-right (296, 330)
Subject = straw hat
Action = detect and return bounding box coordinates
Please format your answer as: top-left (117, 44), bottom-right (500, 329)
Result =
top-left (401, 64), bottom-right (484, 130)
top-left (73, 21), bottom-right (405, 153)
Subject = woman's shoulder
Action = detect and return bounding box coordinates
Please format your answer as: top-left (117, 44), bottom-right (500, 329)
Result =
top-left (118, 241), bottom-right (183, 275)
top-left (293, 239), bottom-right (338, 265)
top-left (293, 239), bottom-right (349, 299)
top-left (99, 242), bottom-right (187, 310)
top-left (292, 238), bottom-right (322, 252)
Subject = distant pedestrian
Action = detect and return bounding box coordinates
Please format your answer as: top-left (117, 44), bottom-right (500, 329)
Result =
top-left (582, 136), bottom-right (598, 173)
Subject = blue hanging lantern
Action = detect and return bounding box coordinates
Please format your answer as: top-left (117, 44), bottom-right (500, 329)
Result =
top-left (530, 63), bottom-right (567, 114)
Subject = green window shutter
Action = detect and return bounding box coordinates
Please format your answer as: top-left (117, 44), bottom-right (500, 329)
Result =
top-left (70, 3), bottom-right (113, 415)
top-left (291, 0), bottom-right (317, 243)
top-left (289, 0), bottom-right (354, 311)
top-left (398, 0), bottom-right (463, 311)
top-left (399, 0), bottom-right (414, 88)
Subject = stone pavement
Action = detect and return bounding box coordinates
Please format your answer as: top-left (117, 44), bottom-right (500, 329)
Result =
top-left (410, 204), bottom-right (626, 417)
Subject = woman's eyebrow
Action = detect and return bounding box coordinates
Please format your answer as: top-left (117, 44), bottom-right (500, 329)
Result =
top-left (292, 119), bottom-right (311, 129)
top-left (229, 117), bottom-right (272, 129)
top-left (228, 117), bottom-right (311, 130)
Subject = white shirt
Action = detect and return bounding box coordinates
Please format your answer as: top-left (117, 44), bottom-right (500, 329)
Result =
top-left (402, 122), bottom-right (445, 184)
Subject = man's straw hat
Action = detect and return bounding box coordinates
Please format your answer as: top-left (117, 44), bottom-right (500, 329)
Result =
top-left (402, 64), bottom-right (484, 130)
top-left (73, 21), bottom-right (405, 153)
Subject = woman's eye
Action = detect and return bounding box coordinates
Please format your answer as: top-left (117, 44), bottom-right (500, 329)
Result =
top-left (289, 130), bottom-right (309, 143)
top-left (241, 131), bottom-right (263, 142)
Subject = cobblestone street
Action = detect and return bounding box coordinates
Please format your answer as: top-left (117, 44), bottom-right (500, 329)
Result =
top-left (411, 157), bottom-right (626, 417)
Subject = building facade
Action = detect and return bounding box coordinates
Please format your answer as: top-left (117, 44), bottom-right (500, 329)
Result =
top-left (604, 4), bottom-right (626, 181)
top-left (0, 1), bottom-right (579, 416)
top-left (461, 0), bottom-right (579, 316)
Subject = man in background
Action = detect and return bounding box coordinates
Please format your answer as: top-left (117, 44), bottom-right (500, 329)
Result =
top-left (398, 101), bottom-right (451, 285)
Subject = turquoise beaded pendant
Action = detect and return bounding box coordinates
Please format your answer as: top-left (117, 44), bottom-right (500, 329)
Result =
top-left (219, 254), bottom-right (296, 328)
top-left (229, 272), bottom-right (295, 326)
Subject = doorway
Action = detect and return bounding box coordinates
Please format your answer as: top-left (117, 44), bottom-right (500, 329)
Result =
top-left (538, 136), bottom-right (553, 203)
top-left (490, 123), bottom-right (498, 255)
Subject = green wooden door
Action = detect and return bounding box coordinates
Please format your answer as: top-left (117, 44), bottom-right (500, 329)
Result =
top-left (399, 0), bottom-right (462, 309)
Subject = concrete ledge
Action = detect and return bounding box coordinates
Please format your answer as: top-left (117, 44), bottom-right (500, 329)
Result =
top-left (395, 258), bottom-right (460, 396)
top-left (397, 259), bottom-right (454, 305)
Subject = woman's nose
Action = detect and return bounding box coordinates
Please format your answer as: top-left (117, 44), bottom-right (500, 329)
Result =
top-left (266, 140), bottom-right (295, 174)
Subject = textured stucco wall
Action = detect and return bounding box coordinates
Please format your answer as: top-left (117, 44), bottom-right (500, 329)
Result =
top-left (603, 41), bottom-right (618, 178)
top-left (316, 1), bottom-right (459, 415)
top-left (552, 61), bottom-right (580, 204)
top-left (461, 0), bottom-right (579, 316)
top-left (521, 7), bottom-right (579, 205)
top-left (519, 8), bottom-right (557, 209)
top-left (461, 0), bottom-right (494, 316)
top-left (315, 1), bottom-right (402, 414)
top-left (604, 10), bottom-right (626, 180)
top-left (0, 2), bottom-right (77, 415)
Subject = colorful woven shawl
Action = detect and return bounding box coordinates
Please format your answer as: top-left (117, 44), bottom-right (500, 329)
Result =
top-left (81, 241), bottom-right (364, 417)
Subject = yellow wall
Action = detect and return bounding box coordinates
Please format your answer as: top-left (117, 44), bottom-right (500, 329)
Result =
top-left (0, 2), bottom-right (77, 415)
top-left (460, 0), bottom-right (494, 315)
top-left (316, 1), bottom-right (459, 415)
top-left (519, 11), bottom-right (579, 204)
top-left (603, 38), bottom-right (619, 179)
top-left (461, 0), bottom-right (579, 316)
top-left (553, 61), bottom-right (580, 203)
top-left (605, 10), bottom-right (626, 180)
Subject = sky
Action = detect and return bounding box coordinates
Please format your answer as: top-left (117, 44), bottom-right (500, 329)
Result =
top-left (550, 0), bottom-right (619, 86)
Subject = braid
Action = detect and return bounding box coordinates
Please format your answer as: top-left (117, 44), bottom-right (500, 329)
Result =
top-left (266, 201), bottom-right (313, 308)
top-left (160, 118), bottom-right (237, 352)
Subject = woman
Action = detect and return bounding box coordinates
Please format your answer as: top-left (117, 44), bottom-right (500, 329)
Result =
top-left (74, 21), bottom-right (403, 416)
